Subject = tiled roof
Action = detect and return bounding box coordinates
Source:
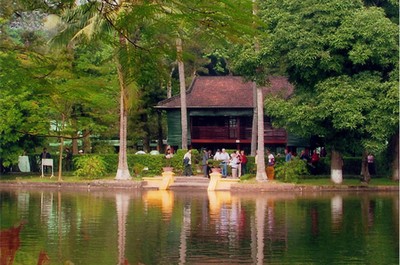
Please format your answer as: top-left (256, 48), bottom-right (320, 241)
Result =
top-left (156, 75), bottom-right (293, 109)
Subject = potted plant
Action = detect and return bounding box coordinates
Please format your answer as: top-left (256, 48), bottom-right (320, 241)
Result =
top-left (207, 159), bottom-right (221, 173)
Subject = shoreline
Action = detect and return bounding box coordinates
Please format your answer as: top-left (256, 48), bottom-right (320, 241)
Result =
top-left (0, 179), bottom-right (398, 193)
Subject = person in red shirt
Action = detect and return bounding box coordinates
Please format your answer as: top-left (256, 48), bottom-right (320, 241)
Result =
top-left (240, 150), bottom-right (248, 175)
top-left (311, 150), bottom-right (320, 175)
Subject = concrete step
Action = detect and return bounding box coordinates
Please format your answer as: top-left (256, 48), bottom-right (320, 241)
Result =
top-left (173, 176), bottom-right (210, 183)
top-left (142, 175), bottom-right (210, 190)
top-left (169, 182), bottom-right (209, 190)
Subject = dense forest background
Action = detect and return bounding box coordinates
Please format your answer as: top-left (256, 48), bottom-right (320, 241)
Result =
top-left (0, 0), bottom-right (398, 180)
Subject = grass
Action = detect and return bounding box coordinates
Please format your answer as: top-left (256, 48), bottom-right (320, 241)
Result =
top-left (297, 178), bottom-right (398, 186)
top-left (238, 174), bottom-right (398, 187)
top-left (0, 173), bottom-right (141, 182)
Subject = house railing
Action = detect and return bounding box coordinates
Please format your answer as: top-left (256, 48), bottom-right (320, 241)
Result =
top-left (191, 126), bottom-right (287, 143)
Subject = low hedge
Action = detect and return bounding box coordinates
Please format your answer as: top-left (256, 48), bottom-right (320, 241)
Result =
top-left (17, 152), bottom-right (391, 178)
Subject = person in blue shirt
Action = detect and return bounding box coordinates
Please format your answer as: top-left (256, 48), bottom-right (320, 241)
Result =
top-left (285, 149), bottom-right (292, 162)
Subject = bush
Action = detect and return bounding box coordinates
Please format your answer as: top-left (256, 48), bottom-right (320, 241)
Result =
top-left (275, 157), bottom-right (309, 183)
top-left (74, 155), bottom-right (107, 179)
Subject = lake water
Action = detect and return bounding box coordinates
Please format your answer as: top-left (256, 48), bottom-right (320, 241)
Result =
top-left (0, 188), bottom-right (398, 265)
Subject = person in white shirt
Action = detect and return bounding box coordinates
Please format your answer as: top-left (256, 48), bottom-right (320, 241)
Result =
top-left (219, 148), bottom-right (230, 177)
top-left (183, 149), bottom-right (192, 176)
top-left (266, 149), bottom-right (276, 180)
top-left (229, 152), bottom-right (239, 178)
top-left (213, 149), bottom-right (221, 161)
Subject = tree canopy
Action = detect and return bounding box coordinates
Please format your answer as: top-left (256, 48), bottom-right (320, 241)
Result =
top-left (254, 0), bottom-right (398, 155)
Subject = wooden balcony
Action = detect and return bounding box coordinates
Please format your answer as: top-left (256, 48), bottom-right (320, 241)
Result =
top-left (191, 126), bottom-right (287, 144)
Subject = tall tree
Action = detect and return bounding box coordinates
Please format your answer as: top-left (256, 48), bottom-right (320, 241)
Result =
top-left (50, 1), bottom-right (163, 180)
top-left (230, 0), bottom-right (267, 181)
top-left (256, 0), bottom-right (398, 183)
top-left (176, 37), bottom-right (188, 149)
top-left (162, 0), bottom-right (255, 150)
top-left (0, 5), bottom-right (54, 169)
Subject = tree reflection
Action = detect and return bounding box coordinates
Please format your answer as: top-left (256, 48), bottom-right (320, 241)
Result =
top-left (116, 193), bottom-right (130, 265)
top-left (254, 196), bottom-right (266, 264)
top-left (331, 195), bottom-right (343, 230)
top-left (0, 221), bottom-right (25, 265)
top-left (37, 250), bottom-right (50, 265)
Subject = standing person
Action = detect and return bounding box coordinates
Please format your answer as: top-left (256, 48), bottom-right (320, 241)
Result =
top-left (201, 148), bottom-right (210, 178)
top-left (300, 150), bottom-right (310, 162)
top-left (367, 153), bottom-right (376, 176)
top-left (219, 148), bottom-right (230, 178)
top-left (183, 149), bottom-right (192, 177)
top-left (213, 149), bottom-right (221, 161)
top-left (320, 147), bottom-right (327, 157)
top-left (267, 150), bottom-right (275, 167)
top-left (165, 147), bottom-right (174, 159)
top-left (41, 148), bottom-right (51, 159)
top-left (41, 148), bottom-right (51, 173)
top-left (285, 149), bottom-right (292, 162)
top-left (236, 150), bottom-right (242, 177)
top-left (207, 149), bottom-right (213, 160)
top-left (240, 150), bottom-right (248, 175)
top-left (311, 150), bottom-right (319, 166)
top-left (311, 150), bottom-right (320, 175)
top-left (266, 150), bottom-right (275, 179)
top-left (229, 152), bottom-right (239, 178)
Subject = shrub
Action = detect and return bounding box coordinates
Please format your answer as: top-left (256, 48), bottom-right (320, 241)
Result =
top-left (207, 159), bottom-right (221, 168)
top-left (132, 163), bottom-right (146, 176)
top-left (74, 155), bottom-right (107, 179)
top-left (275, 157), bottom-right (309, 183)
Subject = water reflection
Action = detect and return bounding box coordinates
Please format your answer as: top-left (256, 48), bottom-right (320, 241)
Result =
top-left (0, 222), bottom-right (24, 265)
top-left (0, 189), bottom-right (398, 265)
top-left (116, 193), bottom-right (130, 265)
top-left (331, 195), bottom-right (343, 231)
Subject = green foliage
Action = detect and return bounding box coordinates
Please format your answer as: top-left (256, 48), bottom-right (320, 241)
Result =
top-left (207, 159), bottom-right (221, 168)
top-left (251, 0), bottom-right (399, 159)
top-left (74, 155), bottom-right (107, 179)
top-left (239, 174), bottom-right (255, 181)
top-left (92, 143), bottom-right (116, 154)
top-left (132, 163), bottom-right (146, 176)
top-left (0, 51), bottom-right (50, 167)
top-left (275, 157), bottom-right (309, 183)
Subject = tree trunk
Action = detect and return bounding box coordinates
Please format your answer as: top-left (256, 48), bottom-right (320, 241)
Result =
top-left (57, 114), bottom-right (66, 182)
top-left (71, 118), bottom-right (79, 155)
top-left (176, 37), bottom-right (188, 150)
top-left (391, 131), bottom-right (399, 181)
top-left (331, 149), bottom-right (343, 184)
top-left (115, 51), bottom-right (131, 180)
top-left (82, 129), bottom-right (91, 153)
top-left (256, 87), bottom-right (267, 181)
top-left (157, 111), bottom-right (163, 152)
top-left (251, 82), bottom-right (257, 156)
top-left (167, 66), bottom-right (174, 99)
top-left (250, 0), bottom-right (258, 157)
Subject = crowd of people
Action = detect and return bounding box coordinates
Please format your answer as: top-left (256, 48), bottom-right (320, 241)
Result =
top-left (170, 147), bottom-right (249, 179)
top-left (165, 146), bottom-right (380, 179)
top-left (209, 148), bottom-right (248, 178)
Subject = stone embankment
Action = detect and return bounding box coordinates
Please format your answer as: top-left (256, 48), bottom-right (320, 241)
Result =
top-left (0, 177), bottom-right (398, 192)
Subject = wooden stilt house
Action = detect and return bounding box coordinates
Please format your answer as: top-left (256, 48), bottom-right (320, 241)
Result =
top-left (155, 75), bottom-right (299, 153)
